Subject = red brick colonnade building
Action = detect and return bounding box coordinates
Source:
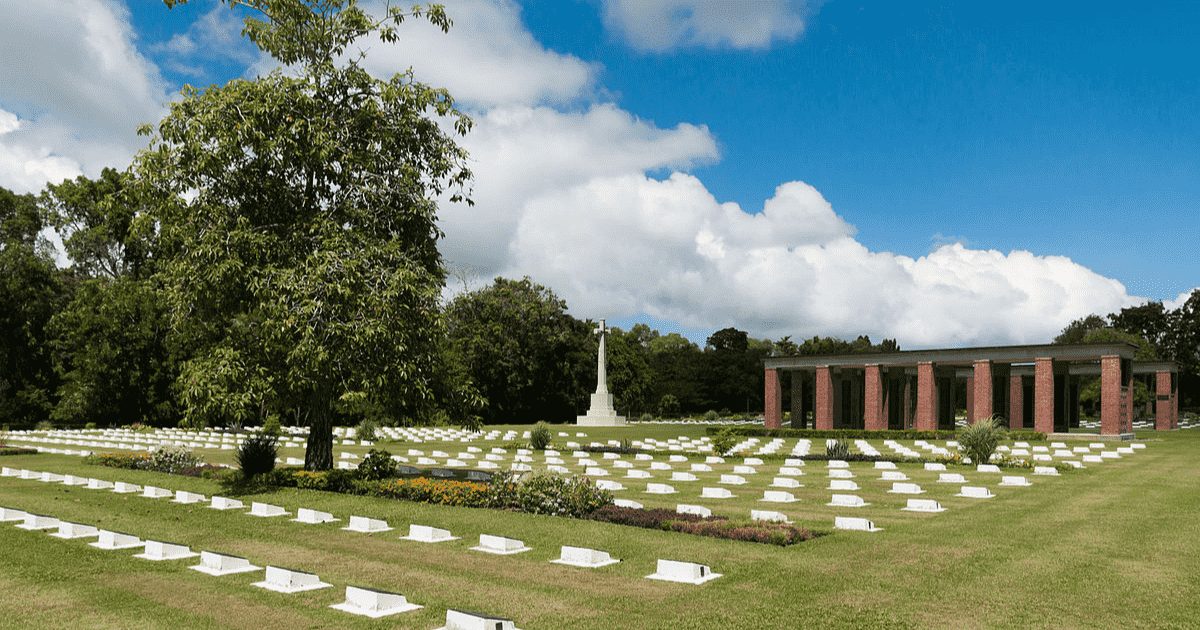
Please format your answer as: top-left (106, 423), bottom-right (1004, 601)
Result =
top-left (762, 343), bottom-right (1179, 438)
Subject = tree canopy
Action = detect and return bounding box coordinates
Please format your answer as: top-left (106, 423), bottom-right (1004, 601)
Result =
top-left (135, 0), bottom-right (472, 468)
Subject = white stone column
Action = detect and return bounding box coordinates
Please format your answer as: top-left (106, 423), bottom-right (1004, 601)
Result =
top-left (577, 319), bottom-right (626, 426)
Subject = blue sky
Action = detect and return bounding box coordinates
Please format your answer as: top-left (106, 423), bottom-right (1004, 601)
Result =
top-left (517, 0), bottom-right (1200, 299)
top-left (1, 0), bottom-right (1196, 346)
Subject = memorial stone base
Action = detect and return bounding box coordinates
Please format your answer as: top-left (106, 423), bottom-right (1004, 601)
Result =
top-left (576, 392), bottom-right (627, 427)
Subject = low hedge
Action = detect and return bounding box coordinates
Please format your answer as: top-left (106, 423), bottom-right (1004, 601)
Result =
top-left (587, 505), bottom-right (815, 546)
top-left (0, 447), bottom-right (39, 456)
top-left (372, 477), bottom-right (490, 508)
top-left (706, 426), bottom-right (1046, 441)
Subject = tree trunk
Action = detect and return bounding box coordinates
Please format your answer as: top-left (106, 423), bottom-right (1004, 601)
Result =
top-left (304, 393), bottom-right (334, 471)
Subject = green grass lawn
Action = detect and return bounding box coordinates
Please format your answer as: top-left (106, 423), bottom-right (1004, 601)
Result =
top-left (1, 427), bottom-right (1198, 629)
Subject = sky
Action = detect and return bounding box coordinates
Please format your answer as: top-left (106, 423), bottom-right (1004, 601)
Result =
top-left (0, 0), bottom-right (1196, 348)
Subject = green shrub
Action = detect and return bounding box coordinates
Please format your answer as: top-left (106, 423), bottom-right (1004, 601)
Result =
top-left (710, 427), bottom-right (739, 456)
top-left (357, 449), bottom-right (398, 481)
top-left (484, 471), bottom-right (520, 509)
top-left (35, 420), bottom-right (53, 431)
top-left (458, 414), bottom-right (484, 433)
top-left (84, 422), bottom-right (97, 430)
top-left (86, 452), bottom-right (151, 469)
top-left (374, 477), bottom-right (489, 507)
top-left (324, 468), bottom-right (359, 493)
top-left (235, 433), bottom-right (278, 477)
top-left (262, 416), bottom-right (282, 437)
top-left (657, 394), bottom-right (680, 418)
top-left (702, 409), bottom-right (721, 422)
top-left (959, 416), bottom-right (1006, 465)
top-left (825, 439), bottom-right (851, 459)
top-left (0, 447), bottom-right (38, 456)
top-left (292, 470), bottom-right (330, 490)
top-left (638, 412), bottom-right (655, 422)
top-left (514, 473), bottom-right (612, 517)
top-left (529, 421), bottom-right (552, 450)
top-left (356, 418), bottom-right (379, 442)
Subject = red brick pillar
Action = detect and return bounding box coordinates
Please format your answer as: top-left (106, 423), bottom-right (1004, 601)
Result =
top-left (965, 376), bottom-right (975, 422)
top-left (764, 368), bottom-right (782, 429)
top-left (1100, 355), bottom-right (1122, 436)
top-left (1034, 358), bottom-right (1055, 434)
top-left (864, 364), bottom-right (885, 431)
top-left (915, 362), bottom-right (937, 431)
top-left (972, 360), bottom-right (993, 422)
top-left (815, 366), bottom-right (834, 430)
top-left (1156, 371), bottom-right (1173, 431)
top-left (1008, 375), bottom-right (1024, 429)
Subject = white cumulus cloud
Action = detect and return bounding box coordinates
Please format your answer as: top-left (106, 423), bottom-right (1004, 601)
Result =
top-left (505, 173), bottom-right (1141, 347)
top-left (0, 0), bottom-right (169, 193)
top-left (602, 0), bottom-right (809, 52)
top-left (1164, 288), bottom-right (1198, 311)
top-left (441, 104), bottom-right (719, 276)
top-left (359, 0), bottom-right (596, 108)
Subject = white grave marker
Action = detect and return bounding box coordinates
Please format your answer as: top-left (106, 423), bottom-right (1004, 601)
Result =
top-left (471, 534), bottom-right (531, 555)
top-left (400, 524), bottom-right (458, 543)
top-left (209, 497), bottom-right (244, 511)
top-left (331, 585), bottom-right (422, 618)
top-left (343, 516), bottom-right (391, 533)
top-left (135, 540), bottom-right (200, 561)
top-left (191, 551), bottom-right (261, 576)
top-left (90, 530), bottom-right (142, 550)
top-left (248, 502), bottom-right (288, 518)
top-left (252, 566), bottom-right (332, 593)
top-left (834, 516), bottom-right (882, 532)
top-left (902, 498), bottom-right (946, 513)
top-left (645, 559), bottom-right (721, 585)
top-left (551, 545), bottom-right (620, 568)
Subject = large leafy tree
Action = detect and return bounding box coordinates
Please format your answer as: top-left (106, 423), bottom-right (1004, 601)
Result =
top-left (0, 187), bottom-right (62, 424)
top-left (444, 277), bottom-right (592, 423)
top-left (137, 0), bottom-right (472, 469)
top-left (40, 170), bottom-right (176, 427)
top-left (606, 326), bottom-right (653, 415)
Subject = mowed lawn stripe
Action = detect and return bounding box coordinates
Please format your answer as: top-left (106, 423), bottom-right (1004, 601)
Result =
top-left (1, 430), bottom-right (1198, 628)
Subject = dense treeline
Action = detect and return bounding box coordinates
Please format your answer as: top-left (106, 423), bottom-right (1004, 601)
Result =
top-left (1053, 300), bottom-right (1200, 415)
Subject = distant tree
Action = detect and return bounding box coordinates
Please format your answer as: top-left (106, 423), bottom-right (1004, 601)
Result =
top-left (445, 277), bottom-right (591, 423)
top-left (1078, 328), bottom-right (1158, 361)
top-left (41, 168), bottom-right (148, 279)
top-left (657, 393), bottom-right (681, 418)
top-left (1110, 302), bottom-right (1171, 349)
top-left (702, 327), bottom-right (762, 413)
top-left (647, 333), bottom-right (705, 412)
top-left (1054, 314), bottom-right (1109, 344)
top-left (773, 335), bottom-right (798, 357)
top-left (606, 327), bottom-right (653, 415)
top-left (1164, 290), bottom-right (1200, 407)
top-left (0, 187), bottom-right (62, 424)
top-left (139, 0), bottom-right (471, 469)
top-left (40, 170), bottom-right (176, 427)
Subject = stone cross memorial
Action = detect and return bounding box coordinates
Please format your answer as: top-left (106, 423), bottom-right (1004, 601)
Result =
top-left (576, 319), bottom-right (627, 426)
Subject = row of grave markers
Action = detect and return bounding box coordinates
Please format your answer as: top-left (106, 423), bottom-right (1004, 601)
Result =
top-left (0, 466), bottom-right (723, 585)
top-left (0, 506), bottom-right (521, 628)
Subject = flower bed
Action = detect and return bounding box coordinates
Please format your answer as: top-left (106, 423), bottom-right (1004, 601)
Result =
top-left (84, 448), bottom-right (223, 477)
top-left (588, 505), bottom-right (815, 546)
